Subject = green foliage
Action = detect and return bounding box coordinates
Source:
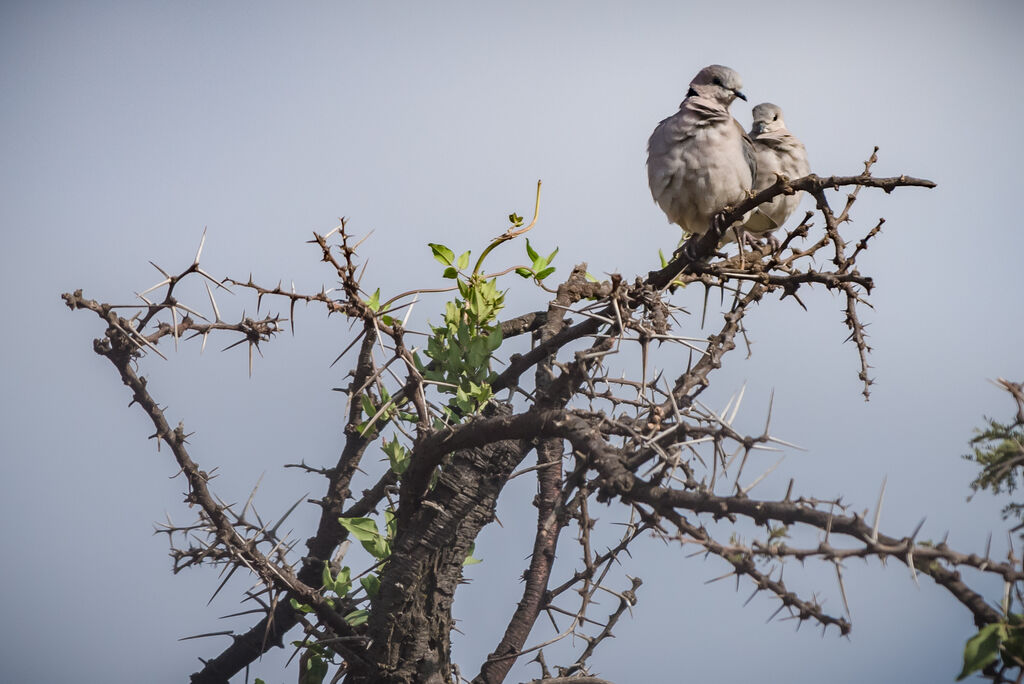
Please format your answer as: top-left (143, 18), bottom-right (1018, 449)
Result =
top-left (300, 652), bottom-right (329, 684)
top-left (958, 388), bottom-right (1024, 680)
top-left (418, 245), bottom-right (505, 417)
top-left (463, 542), bottom-right (483, 566)
top-left (421, 231), bottom-right (559, 419)
top-left (294, 642), bottom-right (336, 684)
top-left (657, 248), bottom-right (688, 289)
top-left (766, 525), bottom-right (789, 549)
top-left (290, 597), bottom-right (315, 614)
top-left (382, 434), bottom-right (410, 475)
top-left (428, 242), bottom-right (456, 266)
top-left (514, 238), bottom-right (559, 282)
top-left (360, 574), bottom-right (381, 598)
top-left (284, 514), bottom-right (392, 684)
top-left (356, 386), bottom-right (418, 437)
top-left (338, 515), bottom-right (392, 560)
top-left (323, 562), bottom-right (353, 597)
top-left (958, 617), bottom-right (1024, 679)
top-left (366, 288), bottom-right (381, 313)
top-left (310, 198), bottom-right (544, 672)
top-left (344, 609), bottom-right (370, 627)
top-left (964, 415), bottom-right (1024, 521)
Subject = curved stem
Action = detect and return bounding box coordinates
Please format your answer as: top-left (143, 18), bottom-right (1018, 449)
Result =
top-left (472, 180), bottom-right (542, 277)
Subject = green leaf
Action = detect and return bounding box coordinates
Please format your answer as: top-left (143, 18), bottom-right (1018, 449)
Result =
top-left (455, 385), bottom-right (473, 413)
top-left (339, 516), bottom-right (379, 542)
top-left (345, 609), bottom-right (370, 627)
top-left (383, 435), bottom-right (410, 475)
top-left (289, 597), bottom-right (314, 614)
top-left (360, 574), bottom-right (381, 598)
top-left (322, 561), bottom-right (334, 591)
top-left (536, 266), bottom-right (556, 280)
top-left (546, 246), bottom-right (559, 263)
top-left (366, 288), bottom-right (381, 312)
top-left (385, 507), bottom-right (397, 540)
top-left (509, 212), bottom-right (523, 227)
top-left (429, 243), bottom-right (455, 266)
top-left (333, 565), bottom-right (352, 595)
top-left (300, 653), bottom-right (329, 684)
top-left (464, 542), bottom-right (483, 565)
top-left (466, 289), bottom-right (482, 320)
top-left (445, 300), bottom-right (461, 324)
top-left (525, 238), bottom-right (539, 262)
top-left (360, 395), bottom-right (375, 419)
top-left (958, 623), bottom-right (1005, 680)
top-left (585, 271), bottom-right (598, 282)
top-left (457, 250), bottom-right (471, 270)
top-left (338, 516), bottom-right (378, 539)
top-left (485, 327), bottom-right (503, 352)
top-left (1002, 625), bottom-right (1024, 665)
top-left (515, 267), bottom-right (533, 278)
top-left (442, 266), bottom-right (458, 279)
top-left (339, 516), bottom-right (390, 559)
top-left (477, 385), bottom-right (493, 403)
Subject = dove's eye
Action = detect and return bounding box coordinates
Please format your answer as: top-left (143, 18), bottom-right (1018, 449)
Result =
top-left (773, 114), bottom-right (779, 121)
top-left (712, 77), bottom-right (723, 87)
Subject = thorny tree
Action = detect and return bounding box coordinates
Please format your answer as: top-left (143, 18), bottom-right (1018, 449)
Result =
top-left (64, 150), bottom-right (1024, 683)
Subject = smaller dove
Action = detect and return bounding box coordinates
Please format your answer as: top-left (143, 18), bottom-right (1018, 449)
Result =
top-left (741, 102), bottom-right (810, 243)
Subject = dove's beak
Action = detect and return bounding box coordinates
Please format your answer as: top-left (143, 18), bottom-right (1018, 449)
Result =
top-left (735, 90), bottom-right (747, 101)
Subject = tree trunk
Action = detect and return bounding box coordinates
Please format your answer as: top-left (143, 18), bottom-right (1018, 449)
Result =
top-left (347, 406), bottom-right (526, 683)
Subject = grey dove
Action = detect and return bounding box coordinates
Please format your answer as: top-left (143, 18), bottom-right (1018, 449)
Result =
top-left (647, 65), bottom-right (755, 241)
top-left (742, 102), bottom-right (810, 239)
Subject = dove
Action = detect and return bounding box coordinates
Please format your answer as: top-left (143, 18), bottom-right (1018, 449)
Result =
top-left (741, 102), bottom-right (810, 241)
top-left (647, 65), bottom-right (755, 243)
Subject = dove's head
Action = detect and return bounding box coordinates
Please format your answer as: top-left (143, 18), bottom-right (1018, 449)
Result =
top-left (750, 103), bottom-right (787, 136)
top-left (687, 65), bottom-right (747, 107)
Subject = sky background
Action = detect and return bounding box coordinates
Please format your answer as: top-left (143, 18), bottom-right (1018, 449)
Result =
top-left (2, 1), bottom-right (1023, 682)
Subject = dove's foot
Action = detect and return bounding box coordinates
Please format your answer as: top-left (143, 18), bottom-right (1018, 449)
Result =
top-left (735, 229), bottom-right (780, 255)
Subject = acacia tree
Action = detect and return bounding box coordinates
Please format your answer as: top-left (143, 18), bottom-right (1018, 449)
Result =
top-left (64, 151), bottom-right (1023, 683)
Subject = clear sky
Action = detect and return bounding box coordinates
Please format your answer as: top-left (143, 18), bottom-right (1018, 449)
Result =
top-left (2, 2), bottom-right (1022, 682)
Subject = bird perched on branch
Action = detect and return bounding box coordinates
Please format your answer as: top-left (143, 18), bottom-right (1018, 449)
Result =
top-left (741, 102), bottom-right (810, 243)
top-left (646, 65), bottom-right (755, 242)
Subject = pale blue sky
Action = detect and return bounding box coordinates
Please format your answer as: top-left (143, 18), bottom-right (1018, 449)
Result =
top-left (2, 2), bottom-right (1022, 682)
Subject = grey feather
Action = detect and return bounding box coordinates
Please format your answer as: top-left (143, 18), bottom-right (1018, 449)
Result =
top-left (646, 65), bottom-right (754, 237)
top-left (742, 102), bottom-right (810, 237)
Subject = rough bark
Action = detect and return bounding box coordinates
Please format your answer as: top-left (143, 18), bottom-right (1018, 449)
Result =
top-left (347, 404), bottom-right (527, 684)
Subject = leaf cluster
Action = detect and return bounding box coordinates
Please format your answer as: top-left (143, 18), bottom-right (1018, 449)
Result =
top-left (959, 616), bottom-right (1024, 680)
top-left (965, 417), bottom-right (1024, 519)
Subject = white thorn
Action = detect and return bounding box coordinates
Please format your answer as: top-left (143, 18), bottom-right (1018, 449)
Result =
top-left (193, 226), bottom-right (208, 266)
top-left (205, 282), bottom-right (222, 322)
top-left (871, 475), bottom-right (887, 543)
top-left (138, 278), bottom-right (172, 298)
